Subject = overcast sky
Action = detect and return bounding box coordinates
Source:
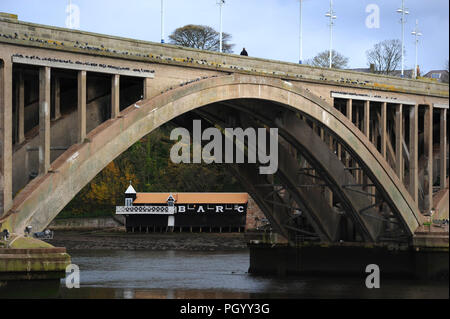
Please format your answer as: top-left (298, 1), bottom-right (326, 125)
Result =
top-left (1, 0), bottom-right (448, 73)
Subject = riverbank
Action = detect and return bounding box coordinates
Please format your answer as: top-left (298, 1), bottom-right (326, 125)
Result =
top-left (44, 230), bottom-right (249, 251)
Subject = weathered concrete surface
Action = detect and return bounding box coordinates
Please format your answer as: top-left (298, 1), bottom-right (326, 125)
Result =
top-left (433, 187), bottom-right (449, 220)
top-left (0, 59), bottom-right (12, 216)
top-left (0, 17), bottom-right (448, 99)
top-left (0, 74), bottom-right (425, 237)
top-left (0, 236), bottom-right (70, 279)
top-left (0, 17), bottom-right (447, 245)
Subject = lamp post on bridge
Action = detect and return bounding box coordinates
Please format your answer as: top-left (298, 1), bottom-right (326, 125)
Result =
top-left (299, 0), bottom-right (303, 64)
top-left (161, 0), bottom-right (165, 44)
top-left (325, 0), bottom-right (336, 68)
top-left (217, 0), bottom-right (225, 53)
top-left (396, 0), bottom-right (409, 77)
top-left (411, 19), bottom-right (422, 79)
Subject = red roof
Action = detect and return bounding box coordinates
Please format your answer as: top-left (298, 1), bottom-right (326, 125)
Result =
top-left (133, 193), bottom-right (248, 204)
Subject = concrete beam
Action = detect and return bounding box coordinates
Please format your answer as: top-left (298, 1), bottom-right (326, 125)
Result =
top-left (111, 74), bottom-right (120, 118)
top-left (0, 59), bottom-right (12, 216)
top-left (331, 92), bottom-right (416, 106)
top-left (11, 55), bottom-right (155, 78)
top-left (38, 66), bottom-right (51, 175)
top-left (423, 104), bottom-right (433, 212)
top-left (395, 104), bottom-right (403, 181)
top-left (409, 104), bottom-right (418, 203)
top-left (440, 108), bottom-right (447, 190)
top-left (77, 70), bottom-right (86, 143)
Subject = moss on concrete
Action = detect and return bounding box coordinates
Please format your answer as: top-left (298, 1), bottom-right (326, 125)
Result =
top-left (9, 236), bottom-right (54, 249)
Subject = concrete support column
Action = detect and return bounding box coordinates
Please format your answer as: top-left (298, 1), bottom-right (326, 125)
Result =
top-left (0, 59), bottom-right (13, 216)
top-left (395, 104), bottom-right (403, 182)
top-left (440, 108), bottom-right (447, 190)
top-left (345, 99), bottom-right (352, 173)
top-left (17, 72), bottom-right (25, 144)
top-left (364, 100), bottom-right (370, 138)
top-left (143, 77), bottom-right (152, 99)
top-left (53, 75), bottom-right (61, 120)
top-left (111, 74), bottom-right (120, 118)
top-left (423, 105), bottom-right (433, 212)
top-left (77, 70), bottom-right (86, 143)
top-left (381, 102), bottom-right (387, 159)
top-left (38, 66), bottom-right (51, 175)
top-left (409, 104), bottom-right (418, 203)
top-left (346, 99), bottom-right (353, 123)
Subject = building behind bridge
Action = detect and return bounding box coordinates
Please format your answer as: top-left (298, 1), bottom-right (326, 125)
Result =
top-left (116, 184), bottom-right (249, 233)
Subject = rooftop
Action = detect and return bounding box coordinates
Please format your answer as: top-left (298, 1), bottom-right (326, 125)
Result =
top-left (133, 193), bottom-right (248, 204)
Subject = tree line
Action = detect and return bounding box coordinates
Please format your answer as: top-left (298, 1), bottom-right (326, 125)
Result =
top-left (59, 123), bottom-right (243, 218)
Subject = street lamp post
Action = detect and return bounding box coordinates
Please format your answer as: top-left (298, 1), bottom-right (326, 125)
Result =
top-left (411, 19), bottom-right (422, 78)
top-left (161, 0), bottom-right (165, 44)
top-left (217, 0), bottom-right (225, 53)
top-left (325, 0), bottom-right (337, 68)
top-left (396, 0), bottom-right (409, 77)
top-left (299, 0), bottom-right (303, 64)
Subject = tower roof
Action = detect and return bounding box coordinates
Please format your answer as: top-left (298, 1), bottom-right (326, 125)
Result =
top-left (125, 184), bottom-right (136, 194)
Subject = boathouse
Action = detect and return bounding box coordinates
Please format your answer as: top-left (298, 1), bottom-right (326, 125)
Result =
top-left (116, 184), bottom-right (248, 233)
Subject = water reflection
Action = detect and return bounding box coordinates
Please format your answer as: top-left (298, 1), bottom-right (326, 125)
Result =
top-left (55, 249), bottom-right (449, 299)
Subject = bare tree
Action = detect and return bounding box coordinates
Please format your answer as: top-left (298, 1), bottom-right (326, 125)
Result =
top-left (306, 50), bottom-right (349, 69)
top-left (168, 24), bottom-right (234, 53)
top-left (366, 39), bottom-right (402, 75)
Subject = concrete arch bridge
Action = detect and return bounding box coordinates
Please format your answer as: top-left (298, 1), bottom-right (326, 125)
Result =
top-left (0, 16), bottom-right (448, 248)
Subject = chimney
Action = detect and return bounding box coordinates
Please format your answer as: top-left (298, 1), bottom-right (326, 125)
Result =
top-left (370, 63), bottom-right (375, 73)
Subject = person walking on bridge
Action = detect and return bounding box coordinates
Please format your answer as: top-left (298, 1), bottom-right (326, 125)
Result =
top-left (240, 48), bottom-right (248, 56)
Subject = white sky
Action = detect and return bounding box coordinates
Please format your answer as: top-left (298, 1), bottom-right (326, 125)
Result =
top-left (1, 0), bottom-right (448, 73)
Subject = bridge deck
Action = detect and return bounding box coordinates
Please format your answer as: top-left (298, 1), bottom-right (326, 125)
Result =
top-left (0, 16), bottom-right (448, 98)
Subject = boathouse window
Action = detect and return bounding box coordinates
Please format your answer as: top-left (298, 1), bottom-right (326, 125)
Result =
top-left (125, 198), bottom-right (133, 206)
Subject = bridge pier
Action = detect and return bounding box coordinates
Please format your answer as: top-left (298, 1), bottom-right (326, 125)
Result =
top-left (424, 105), bottom-right (433, 212)
top-left (248, 240), bottom-right (448, 280)
top-left (0, 59), bottom-right (12, 217)
top-left (409, 104), bottom-right (419, 203)
top-left (395, 104), bottom-right (403, 182)
top-left (38, 66), bottom-right (51, 175)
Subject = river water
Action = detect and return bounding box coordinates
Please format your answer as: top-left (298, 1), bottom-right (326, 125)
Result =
top-left (56, 249), bottom-right (449, 299)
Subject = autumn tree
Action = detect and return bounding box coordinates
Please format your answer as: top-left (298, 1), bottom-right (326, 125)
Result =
top-left (168, 24), bottom-right (234, 53)
top-left (306, 50), bottom-right (349, 69)
top-left (366, 39), bottom-right (402, 75)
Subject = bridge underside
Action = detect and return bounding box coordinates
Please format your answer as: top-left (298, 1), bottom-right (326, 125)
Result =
top-left (0, 56), bottom-right (448, 245)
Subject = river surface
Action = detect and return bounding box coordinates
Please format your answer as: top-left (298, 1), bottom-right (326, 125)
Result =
top-left (56, 249), bottom-right (449, 299)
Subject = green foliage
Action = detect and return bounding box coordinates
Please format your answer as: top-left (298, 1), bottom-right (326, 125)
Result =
top-left (58, 123), bottom-right (243, 218)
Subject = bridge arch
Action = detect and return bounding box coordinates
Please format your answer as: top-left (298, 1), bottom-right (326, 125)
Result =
top-left (2, 74), bottom-right (423, 236)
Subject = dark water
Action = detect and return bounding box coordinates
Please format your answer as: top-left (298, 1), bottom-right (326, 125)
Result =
top-left (54, 249), bottom-right (449, 299)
